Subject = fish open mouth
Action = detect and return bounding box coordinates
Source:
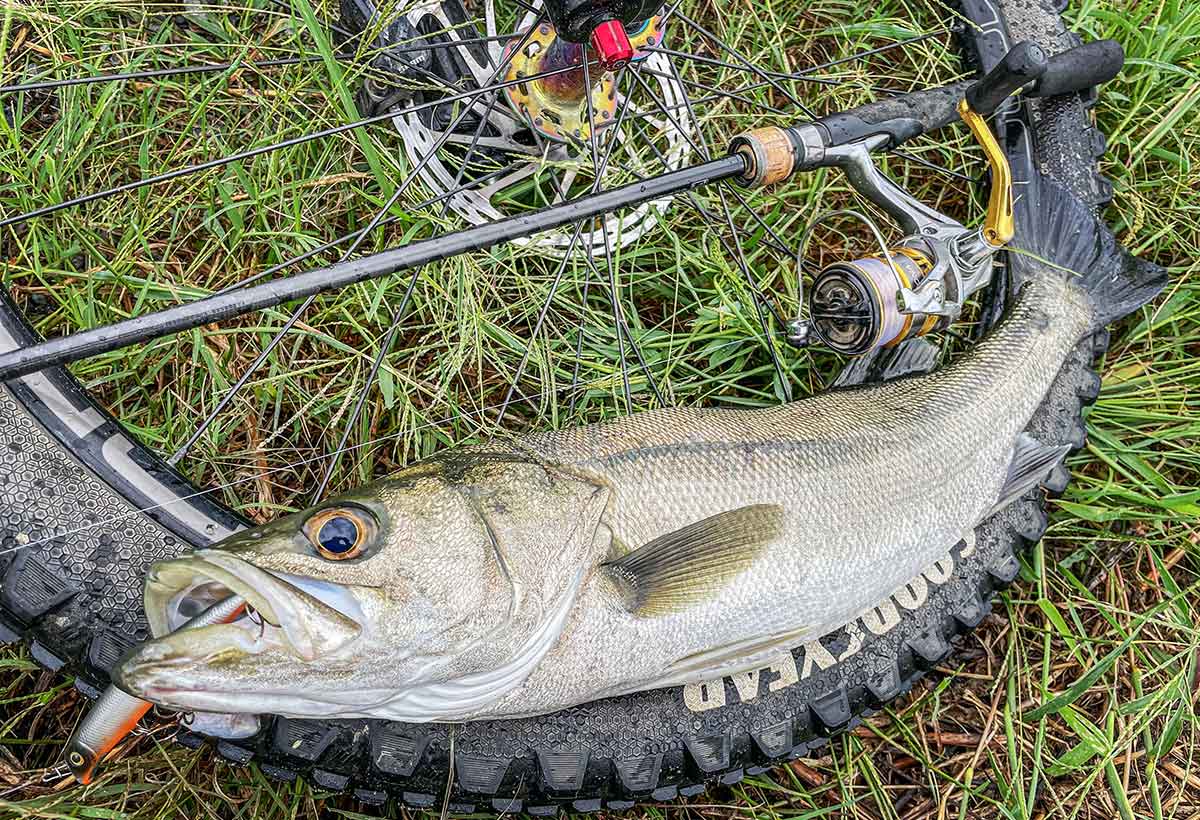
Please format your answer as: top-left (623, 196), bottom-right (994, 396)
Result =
top-left (142, 550), bottom-right (364, 663)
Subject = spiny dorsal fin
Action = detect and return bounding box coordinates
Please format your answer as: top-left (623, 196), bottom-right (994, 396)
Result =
top-left (990, 433), bottom-right (1070, 516)
top-left (832, 337), bottom-right (940, 388)
top-left (602, 504), bottom-right (784, 617)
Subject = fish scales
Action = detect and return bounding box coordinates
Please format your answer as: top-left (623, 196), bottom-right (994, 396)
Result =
top-left (491, 275), bottom-right (1090, 714)
top-left (113, 179), bottom-right (1167, 724)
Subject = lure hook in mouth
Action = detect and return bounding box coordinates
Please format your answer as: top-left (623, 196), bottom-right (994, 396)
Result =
top-left (114, 552), bottom-right (364, 704)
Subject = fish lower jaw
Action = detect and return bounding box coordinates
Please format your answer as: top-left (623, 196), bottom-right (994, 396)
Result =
top-left (145, 553), bottom-right (362, 662)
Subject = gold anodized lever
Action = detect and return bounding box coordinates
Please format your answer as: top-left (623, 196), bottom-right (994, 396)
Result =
top-left (957, 98), bottom-right (1015, 247)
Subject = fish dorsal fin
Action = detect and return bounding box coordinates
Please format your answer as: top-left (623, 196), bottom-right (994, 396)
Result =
top-left (603, 504), bottom-right (784, 617)
top-left (833, 337), bottom-right (940, 388)
top-left (991, 433), bottom-right (1070, 515)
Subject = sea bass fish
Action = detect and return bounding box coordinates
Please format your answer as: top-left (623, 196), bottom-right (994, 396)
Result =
top-left (115, 179), bottom-right (1165, 723)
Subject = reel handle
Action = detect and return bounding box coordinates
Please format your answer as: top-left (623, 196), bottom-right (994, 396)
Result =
top-left (1030, 39), bottom-right (1125, 98)
top-left (965, 41), bottom-right (1048, 117)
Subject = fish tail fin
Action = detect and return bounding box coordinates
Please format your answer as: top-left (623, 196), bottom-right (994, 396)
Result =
top-left (1010, 176), bottom-right (1167, 331)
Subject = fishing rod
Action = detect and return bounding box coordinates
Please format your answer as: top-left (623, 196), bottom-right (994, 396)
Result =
top-left (0, 156), bottom-right (746, 380)
top-left (0, 40), bottom-right (1121, 381)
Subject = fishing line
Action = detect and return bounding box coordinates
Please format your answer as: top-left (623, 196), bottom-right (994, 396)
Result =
top-left (0, 379), bottom-right (582, 557)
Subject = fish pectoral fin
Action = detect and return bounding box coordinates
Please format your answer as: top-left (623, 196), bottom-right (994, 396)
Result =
top-left (991, 434), bottom-right (1071, 515)
top-left (601, 504), bottom-right (783, 617)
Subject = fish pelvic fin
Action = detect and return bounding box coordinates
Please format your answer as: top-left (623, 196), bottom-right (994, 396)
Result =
top-left (1011, 176), bottom-right (1167, 331)
top-left (989, 433), bottom-right (1070, 517)
top-left (602, 504), bottom-right (783, 617)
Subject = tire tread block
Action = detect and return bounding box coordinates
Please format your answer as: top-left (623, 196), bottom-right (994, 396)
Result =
top-left (3, 553), bottom-right (78, 620)
top-left (683, 731), bottom-right (731, 774)
top-left (751, 721), bottom-right (793, 759)
top-left (87, 631), bottom-right (133, 674)
top-left (274, 718), bottom-right (340, 763)
top-left (909, 628), bottom-right (951, 668)
top-left (456, 754), bottom-right (509, 795)
top-left (811, 689), bottom-right (852, 731)
top-left (865, 661), bottom-right (904, 703)
top-left (614, 753), bottom-right (663, 793)
top-left (312, 768), bottom-right (350, 792)
top-left (371, 727), bottom-right (429, 777)
top-left (537, 747), bottom-right (589, 792)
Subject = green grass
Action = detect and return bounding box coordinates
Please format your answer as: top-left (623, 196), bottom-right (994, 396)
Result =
top-left (0, 0), bottom-right (1197, 817)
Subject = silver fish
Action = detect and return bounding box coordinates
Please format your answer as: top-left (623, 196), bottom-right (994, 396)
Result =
top-left (114, 180), bottom-right (1164, 723)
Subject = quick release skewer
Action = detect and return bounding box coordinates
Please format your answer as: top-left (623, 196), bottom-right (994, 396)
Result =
top-left (539, 0), bottom-right (660, 69)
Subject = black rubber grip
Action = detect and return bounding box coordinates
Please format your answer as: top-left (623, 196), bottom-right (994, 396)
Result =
top-left (965, 41), bottom-right (1049, 116)
top-left (809, 80), bottom-right (970, 149)
top-left (1029, 39), bottom-right (1124, 98)
top-left (801, 38), bottom-right (1124, 154)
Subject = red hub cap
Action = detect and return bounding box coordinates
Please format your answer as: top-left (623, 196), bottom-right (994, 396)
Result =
top-left (589, 19), bottom-right (634, 71)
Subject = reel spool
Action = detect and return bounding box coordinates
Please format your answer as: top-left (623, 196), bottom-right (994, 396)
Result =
top-left (808, 245), bottom-right (948, 355)
top-left (789, 211), bottom-right (951, 357)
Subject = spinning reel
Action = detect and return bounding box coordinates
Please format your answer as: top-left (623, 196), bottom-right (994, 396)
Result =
top-left (732, 42), bottom-right (1063, 356)
top-left (789, 94), bottom-right (1009, 357)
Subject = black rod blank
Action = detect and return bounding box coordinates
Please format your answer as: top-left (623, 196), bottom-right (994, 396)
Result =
top-left (0, 155), bottom-right (748, 380)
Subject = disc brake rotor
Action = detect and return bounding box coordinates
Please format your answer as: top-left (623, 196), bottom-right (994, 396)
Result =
top-left (388, 0), bottom-right (692, 257)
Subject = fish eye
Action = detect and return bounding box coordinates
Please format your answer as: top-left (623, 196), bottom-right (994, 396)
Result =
top-left (303, 507), bottom-right (375, 560)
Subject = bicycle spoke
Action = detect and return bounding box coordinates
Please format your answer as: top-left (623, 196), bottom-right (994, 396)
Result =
top-left (217, 161), bottom-right (520, 297)
top-left (311, 286), bottom-right (414, 502)
top-left (494, 58), bottom-right (615, 425)
top-left (630, 62), bottom-right (791, 398)
top-left (645, 27), bottom-right (948, 84)
top-left (495, 221), bottom-right (588, 424)
top-left (0, 0), bottom-right (993, 539)
top-left (674, 11), bottom-right (814, 118)
top-left (584, 122), bottom-right (632, 410)
top-left (638, 65), bottom-right (790, 115)
top-left (0, 56), bottom-right (316, 94)
top-left (439, 89), bottom-right (507, 218)
top-left (165, 159), bottom-right (518, 465)
top-left (639, 57), bottom-right (798, 263)
top-left (0, 57), bottom-right (578, 230)
top-left (643, 47), bottom-right (839, 89)
top-left (261, 0), bottom-right (515, 51)
top-left (496, 59), bottom-right (672, 422)
top-left (172, 19), bottom-right (544, 462)
top-left (582, 54), bottom-right (602, 192)
top-left (810, 29), bottom-right (952, 73)
top-left (892, 148), bottom-right (977, 183)
top-left (312, 12), bottom-right (545, 464)
top-left (647, 51), bottom-right (968, 182)
top-left (171, 182), bottom-right (412, 466)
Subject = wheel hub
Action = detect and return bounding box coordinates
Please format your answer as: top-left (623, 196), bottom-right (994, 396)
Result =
top-left (502, 17), bottom-right (664, 144)
top-left (380, 1), bottom-right (689, 257)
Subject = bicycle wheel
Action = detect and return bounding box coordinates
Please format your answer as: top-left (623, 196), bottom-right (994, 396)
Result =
top-left (0, 0), bottom-right (1121, 810)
